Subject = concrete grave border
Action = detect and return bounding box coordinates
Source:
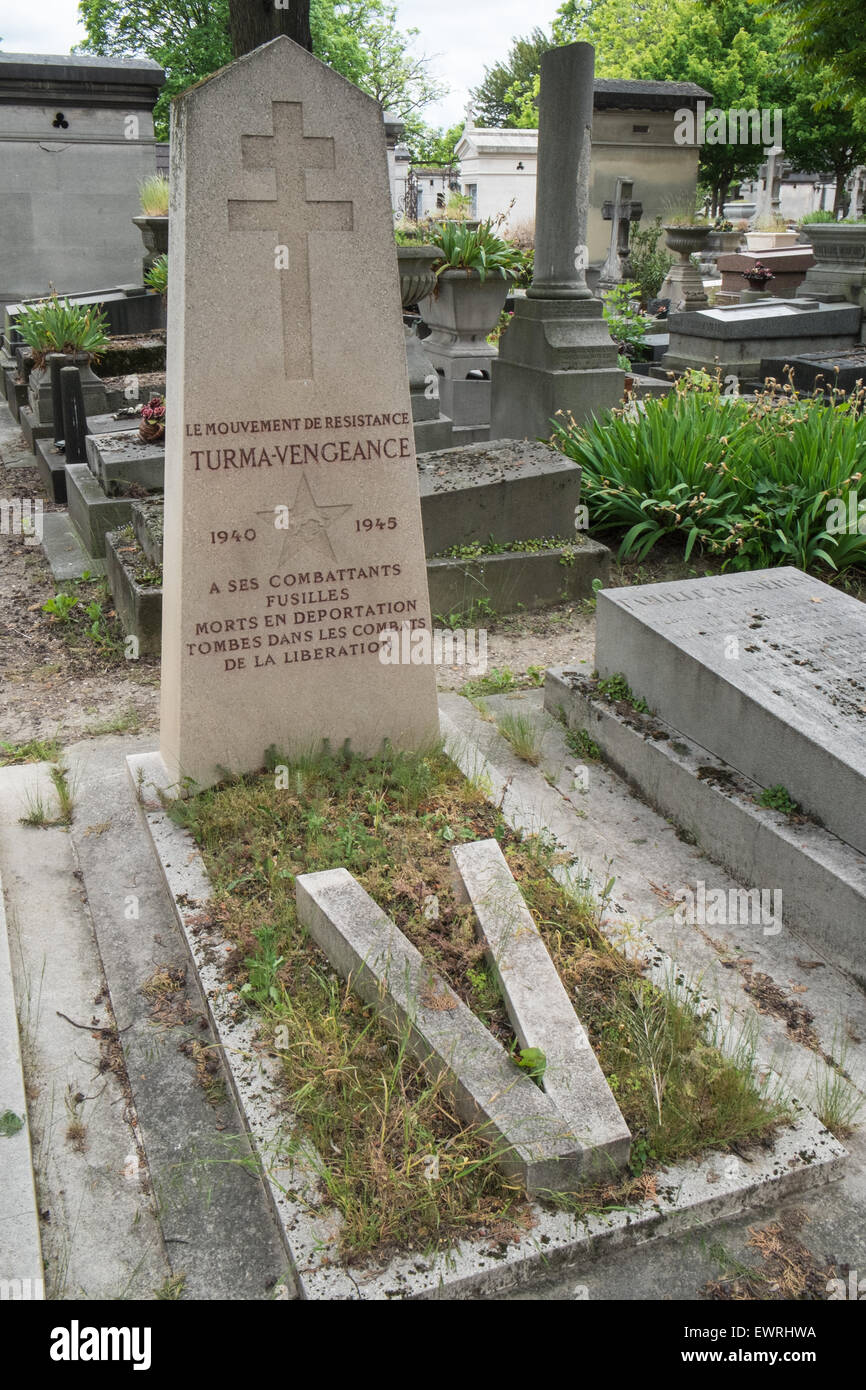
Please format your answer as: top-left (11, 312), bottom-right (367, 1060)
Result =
top-left (128, 746), bottom-right (846, 1300)
top-left (545, 667), bottom-right (866, 987)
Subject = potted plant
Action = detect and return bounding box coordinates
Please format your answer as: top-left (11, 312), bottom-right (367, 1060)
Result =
top-left (418, 220), bottom-right (524, 345)
top-left (662, 206), bottom-right (711, 258)
top-left (741, 261), bottom-right (776, 297)
top-left (133, 174), bottom-right (169, 277)
top-left (745, 213), bottom-right (797, 251)
top-left (710, 216), bottom-right (741, 254)
top-left (14, 295), bottom-right (111, 423)
top-left (139, 394), bottom-right (166, 443)
top-left (618, 353), bottom-right (634, 394)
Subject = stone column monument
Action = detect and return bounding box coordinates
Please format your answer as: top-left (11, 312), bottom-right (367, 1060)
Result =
top-left (490, 42), bottom-right (622, 439)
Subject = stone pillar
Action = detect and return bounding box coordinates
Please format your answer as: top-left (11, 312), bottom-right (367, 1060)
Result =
top-left (60, 366), bottom-right (88, 465)
top-left (490, 43), bottom-right (622, 440)
top-left (47, 352), bottom-right (71, 446)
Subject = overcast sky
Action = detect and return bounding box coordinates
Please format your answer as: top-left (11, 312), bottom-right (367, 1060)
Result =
top-left (0, 0), bottom-right (562, 126)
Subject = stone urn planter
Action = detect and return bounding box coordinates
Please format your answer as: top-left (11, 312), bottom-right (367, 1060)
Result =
top-left (396, 243), bottom-right (439, 310)
top-left (418, 268), bottom-right (509, 355)
top-left (745, 230), bottom-right (798, 252)
top-left (798, 223), bottom-right (866, 304)
top-left (659, 225), bottom-right (710, 312)
top-left (132, 215), bottom-right (169, 278)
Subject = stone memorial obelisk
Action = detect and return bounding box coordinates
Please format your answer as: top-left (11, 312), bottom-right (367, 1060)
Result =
top-left (490, 43), bottom-right (622, 439)
top-left (158, 37), bottom-right (439, 788)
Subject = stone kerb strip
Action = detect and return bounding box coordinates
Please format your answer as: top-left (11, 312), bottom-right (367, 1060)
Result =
top-left (295, 867), bottom-right (586, 1195)
top-left (450, 839), bottom-right (631, 1179)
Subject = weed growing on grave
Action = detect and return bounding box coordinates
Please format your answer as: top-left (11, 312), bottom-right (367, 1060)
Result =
top-left (173, 744), bottom-right (788, 1257)
top-left (813, 1029), bottom-right (864, 1137)
top-left (757, 784), bottom-right (801, 816)
top-left (0, 738), bottom-right (61, 766)
top-left (50, 764), bottom-right (75, 824)
top-left (461, 666), bottom-right (516, 697)
top-left (496, 711), bottom-right (543, 765)
top-left (564, 727), bottom-right (602, 761)
top-left (594, 672), bottom-right (650, 713)
top-left (39, 577), bottom-right (127, 662)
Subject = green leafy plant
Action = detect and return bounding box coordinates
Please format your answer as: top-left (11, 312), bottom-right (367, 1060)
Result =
top-left (429, 219), bottom-right (524, 283)
top-left (513, 1046), bottom-right (547, 1083)
top-left (595, 673), bottom-right (649, 713)
top-left (42, 593), bottom-right (78, 622)
top-left (144, 253), bottom-right (168, 296)
top-left (139, 173), bottom-right (169, 216)
top-left (757, 784), bottom-right (801, 816)
top-left (552, 372), bottom-right (866, 575)
top-left (628, 216), bottom-right (674, 304)
top-left (800, 210), bottom-right (836, 224)
top-left (602, 280), bottom-right (648, 361)
top-left (15, 295), bottom-right (110, 368)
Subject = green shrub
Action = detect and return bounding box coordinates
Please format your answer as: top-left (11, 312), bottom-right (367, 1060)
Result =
top-left (602, 280), bottom-right (647, 359)
top-left (800, 210), bottom-right (836, 224)
top-left (628, 217), bottom-right (673, 304)
top-left (15, 295), bottom-right (110, 367)
top-left (552, 373), bottom-right (866, 575)
top-left (144, 253), bottom-right (168, 296)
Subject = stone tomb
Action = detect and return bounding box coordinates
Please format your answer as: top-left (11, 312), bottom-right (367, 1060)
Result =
top-left (660, 298), bottom-right (861, 384)
top-left (159, 38), bottom-right (438, 788)
top-left (594, 568), bottom-right (866, 856)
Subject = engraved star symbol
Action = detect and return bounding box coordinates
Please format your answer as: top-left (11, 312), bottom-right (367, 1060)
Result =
top-left (257, 472), bottom-right (352, 565)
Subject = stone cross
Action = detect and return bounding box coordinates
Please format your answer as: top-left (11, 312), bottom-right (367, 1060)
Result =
top-left (228, 101), bottom-right (354, 380)
top-left (755, 144), bottom-right (785, 221)
top-left (156, 36), bottom-right (439, 789)
top-left (598, 177), bottom-right (642, 291)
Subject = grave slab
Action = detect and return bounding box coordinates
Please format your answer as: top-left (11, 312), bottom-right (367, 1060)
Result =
top-left (295, 867), bottom-right (585, 1195)
top-left (65, 462), bottom-right (133, 558)
top-left (160, 36), bottom-right (438, 788)
top-left (426, 539), bottom-right (609, 618)
top-left (40, 510), bottom-right (106, 580)
top-left (105, 530), bottom-right (163, 656)
top-left (417, 439), bottom-right (581, 555)
top-left (85, 429), bottom-right (165, 491)
top-left (594, 568), bottom-right (866, 857)
top-left (450, 839), bottom-right (630, 1178)
top-left (662, 298), bottom-right (861, 381)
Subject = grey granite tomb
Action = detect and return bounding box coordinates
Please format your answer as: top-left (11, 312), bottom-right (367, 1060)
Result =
top-left (594, 568), bottom-right (866, 856)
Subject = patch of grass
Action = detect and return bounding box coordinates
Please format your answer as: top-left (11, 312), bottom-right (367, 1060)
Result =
top-left (461, 666), bottom-right (516, 698)
top-left (173, 744), bottom-right (788, 1260)
top-left (435, 596), bottom-right (497, 629)
top-left (83, 706), bottom-right (143, 737)
top-left (757, 784), bottom-right (801, 816)
top-left (496, 711), bottom-right (544, 765)
top-left (0, 738), bottom-right (61, 766)
top-left (40, 577), bottom-right (128, 662)
top-left (50, 764), bottom-right (75, 825)
top-left (813, 1032), bottom-right (864, 1137)
top-left (19, 787), bottom-right (53, 828)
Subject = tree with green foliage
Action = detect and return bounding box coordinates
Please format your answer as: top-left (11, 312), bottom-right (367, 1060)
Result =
top-left (77, 0), bottom-right (444, 140)
top-left (469, 28), bottom-right (553, 128)
top-left (549, 0), bottom-right (801, 213)
top-left (767, 0), bottom-right (866, 115)
top-left (408, 122), bottom-right (464, 167)
top-left (782, 66), bottom-right (866, 212)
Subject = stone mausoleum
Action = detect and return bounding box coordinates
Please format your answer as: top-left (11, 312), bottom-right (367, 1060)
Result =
top-left (0, 52), bottom-right (164, 310)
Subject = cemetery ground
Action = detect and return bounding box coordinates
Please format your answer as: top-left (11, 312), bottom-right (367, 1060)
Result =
top-left (2, 394), bottom-right (865, 1301)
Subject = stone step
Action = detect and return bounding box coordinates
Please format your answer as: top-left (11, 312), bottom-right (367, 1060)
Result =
top-left (40, 510), bottom-right (106, 580)
top-left (132, 497), bottom-right (164, 567)
top-left (417, 437), bottom-right (582, 555)
top-left (105, 528), bottom-right (162, 656)
top-left (65, 462), bottom-right (134, 559)
top-left (84, 428), bottom-right (165, 491)
top-left (545, 666), bottom-right (866, 986)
